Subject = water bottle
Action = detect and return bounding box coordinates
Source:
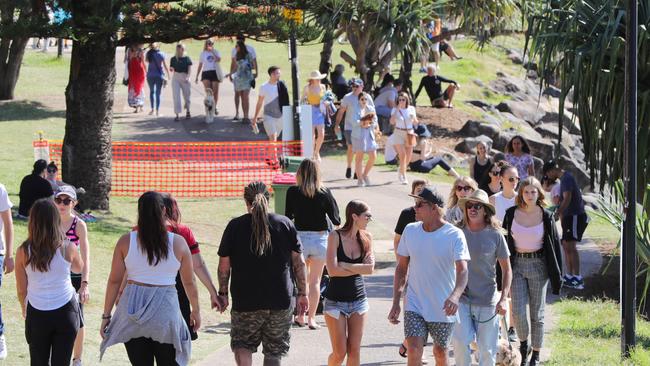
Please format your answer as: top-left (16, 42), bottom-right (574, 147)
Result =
top-left (335, 129), bottom-right (343, 140)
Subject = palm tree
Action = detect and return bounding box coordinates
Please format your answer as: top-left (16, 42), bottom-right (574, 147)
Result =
top-left (525, 0), bottom-right (649, 200)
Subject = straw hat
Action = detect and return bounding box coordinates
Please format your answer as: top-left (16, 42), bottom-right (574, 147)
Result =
top-left (308, 70), bottom-right (326, 80)
top-left (458, 189), bottom-right (495, 215)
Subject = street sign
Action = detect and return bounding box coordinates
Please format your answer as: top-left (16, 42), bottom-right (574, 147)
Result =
top-left (282, 8), bottom-right (303, 24)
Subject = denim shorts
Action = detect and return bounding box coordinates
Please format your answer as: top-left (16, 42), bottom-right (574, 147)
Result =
top-left (298, 231), bottom-right (328, 260)
top-left (323, 298), bottom-right (369, 319)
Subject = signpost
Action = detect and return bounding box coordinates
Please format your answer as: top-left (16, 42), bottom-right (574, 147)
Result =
top-left (622, 0), bottom-right (638, 357)
top-left (283, 7), bottom-right (303, 140)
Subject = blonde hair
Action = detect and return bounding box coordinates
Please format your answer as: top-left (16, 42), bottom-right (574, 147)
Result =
top-left (296, 159), bottom-right (322, 199)
top-left (244, 181), bottom-right (272, 257)
top-left (448, 176), bottom-right (478, 208)
top-left (515, 177), bottom-right (547, 208)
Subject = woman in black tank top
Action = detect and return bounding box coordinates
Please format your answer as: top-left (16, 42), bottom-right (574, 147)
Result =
top-left (324, 200), bottom-right (375, 366)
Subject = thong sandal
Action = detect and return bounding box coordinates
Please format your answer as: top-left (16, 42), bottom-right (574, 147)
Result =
top-left (399, 343), bottom-right (407, 358)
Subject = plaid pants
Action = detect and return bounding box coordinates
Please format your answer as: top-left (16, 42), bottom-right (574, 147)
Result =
top-left (511, 257), bottom-right (549, 349)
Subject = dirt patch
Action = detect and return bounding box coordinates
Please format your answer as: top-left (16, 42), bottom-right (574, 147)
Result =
top-left (416, 106), bottom-right (472, 154)
top-left (570, 251), bottom-right (650, 319)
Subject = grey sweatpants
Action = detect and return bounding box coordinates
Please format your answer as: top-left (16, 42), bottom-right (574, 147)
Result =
top-left (511, 256), bottom-right (549, 349)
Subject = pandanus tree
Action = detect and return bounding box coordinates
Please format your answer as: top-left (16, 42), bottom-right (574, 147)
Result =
top-left (525, 0), bottom-right (649, 199)
top-left (0, 0), bottom-right (319, 209)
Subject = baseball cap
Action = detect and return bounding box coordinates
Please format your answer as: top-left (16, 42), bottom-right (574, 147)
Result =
top-left (55, 185), bottom-right (77, 201)
top-left (349, 78), bottom-right (364, 87)
top-left (408, 186), bottom-right (444, 207)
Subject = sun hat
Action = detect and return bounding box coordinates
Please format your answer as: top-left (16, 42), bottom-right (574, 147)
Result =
top-left (308, 70), bottom-right (326, 80)
top-left (458, 189), bottom-right (495, 215)
top-left (55, 185), bottom-right (77, 201)
top-left (408, 186), bottom-right (444, 207)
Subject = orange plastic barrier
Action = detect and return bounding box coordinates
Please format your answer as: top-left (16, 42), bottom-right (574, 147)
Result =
top-left (48, 141), bottom-right (302, 197)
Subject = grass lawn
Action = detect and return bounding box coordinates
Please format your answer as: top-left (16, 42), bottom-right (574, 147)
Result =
top-left (547, 299), bottom-right (650, 365)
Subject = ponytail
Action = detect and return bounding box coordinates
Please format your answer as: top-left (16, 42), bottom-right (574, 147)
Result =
top-left (244, 181), bottom-right (272, 257)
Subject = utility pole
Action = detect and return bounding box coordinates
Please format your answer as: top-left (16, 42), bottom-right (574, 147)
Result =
top-left (289, 28), bottom-right (300, 140)
top-left (622, 0), bottom-right (638, 357)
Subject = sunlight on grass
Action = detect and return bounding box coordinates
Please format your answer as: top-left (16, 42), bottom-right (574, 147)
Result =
top-left (547, 299), bottom-right (650, 365)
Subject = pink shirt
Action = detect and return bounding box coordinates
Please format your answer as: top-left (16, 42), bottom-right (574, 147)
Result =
top-left (511, 220), bottom-right (543, 252)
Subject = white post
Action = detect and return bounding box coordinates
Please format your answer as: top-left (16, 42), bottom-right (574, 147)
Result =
top-left (299, 104), bottom-right (313, 159)
top-left (282, 105), bottom-right (294, 143)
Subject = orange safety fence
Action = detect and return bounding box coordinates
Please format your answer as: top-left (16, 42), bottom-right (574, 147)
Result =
top-left (48, 140), bottom-right (302, 197)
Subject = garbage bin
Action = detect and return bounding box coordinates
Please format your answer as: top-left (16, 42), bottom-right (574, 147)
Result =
top-left (282, 156), bottom-right (305, 173)
top-left (271, 173), bottom-right (296, 215)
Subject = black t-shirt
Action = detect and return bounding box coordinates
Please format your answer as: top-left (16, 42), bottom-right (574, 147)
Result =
top-left (415, 75), bottom-right (456, 101)
top-left (18, 174), bottom-right (54, 216)
top-left (285, 186), bottom-right (341, 231)
top-left (394, 207), bottom-right (416, 235)
top-left (218, 213), bottom-right (302, 312)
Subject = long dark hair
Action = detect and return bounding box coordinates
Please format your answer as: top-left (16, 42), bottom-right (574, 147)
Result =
top-left (236, 40), bottom-right (248, 60)
top-left (340, 200), bottom-right (371, 255)
top-left (244, 181), bottom-right (272, 257)
top-left (137, 191), bottom-right (169, 265)
top-left (21, 198), bottom-right (63, 272)
top-left (161, 193), bottom-right (182, 229)
top-left (505, 135), bottom-right (532, 154)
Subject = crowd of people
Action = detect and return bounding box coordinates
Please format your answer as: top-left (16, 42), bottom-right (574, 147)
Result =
top-left (0, 149), bottom-right (590, 365)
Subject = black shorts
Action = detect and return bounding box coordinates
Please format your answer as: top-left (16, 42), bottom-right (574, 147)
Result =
top-left (431, 90), bottom-right (450, 105)
top-left (70, 276), bottom-right (85, 328)
top-left (439, 42), bottom-right (449, 53)
top-left (201, 70), bottom-right (220, 82)
top-left (561, 213), bottom-right (589, 242)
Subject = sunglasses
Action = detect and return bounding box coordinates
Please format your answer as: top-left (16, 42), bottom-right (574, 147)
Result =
top-left (47, 169), bottom-right (57, 173)
top-left (466, 203), bottom-right (484, 210)
top-left (507, 177), bottom-right (520, 183)
top-left (54, 197), bottom-right (73, 206)
top-left (456, 185), bottom-right (473, 192)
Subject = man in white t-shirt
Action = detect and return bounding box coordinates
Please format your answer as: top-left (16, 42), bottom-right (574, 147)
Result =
top-left (230, 35), bottom-right (258, 121)
top-left (389, 186), bottom-right (470, 366)
top-left (253, 66), bottom-right (287, 142)
top-left (0, 183), bottom-right (14, 359)
top-left (335, 78), bottom-right (374, 179)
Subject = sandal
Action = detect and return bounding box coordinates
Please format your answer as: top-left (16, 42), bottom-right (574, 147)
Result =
top-left (293, 320), bottom-right (306, 328)
top-left (399, 343), bottom-right (407, 358)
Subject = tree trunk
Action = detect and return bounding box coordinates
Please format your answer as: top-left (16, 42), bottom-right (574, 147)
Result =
top-left (400, 50), bottom-right (414, 98)
top-left (0, 37), bottom-right (29, 100)
top-left (63, 36), bottom-right (115, 210)
top-left (318, 30), bottom-right (334, 76)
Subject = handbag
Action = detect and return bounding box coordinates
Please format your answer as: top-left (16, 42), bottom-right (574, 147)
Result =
top-left (399, 109), bottom-right (418, 146)
top-left (122, 61), bottom-right (129, 86)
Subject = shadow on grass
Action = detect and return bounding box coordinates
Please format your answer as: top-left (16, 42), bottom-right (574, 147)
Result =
top-left (557, 324), bottom-right (650, 349)
top-left (0, 100), bottom-right (66, 122)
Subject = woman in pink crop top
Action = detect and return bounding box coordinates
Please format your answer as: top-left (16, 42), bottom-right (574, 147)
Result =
top-left (502, 177), bottom-right (562, 366)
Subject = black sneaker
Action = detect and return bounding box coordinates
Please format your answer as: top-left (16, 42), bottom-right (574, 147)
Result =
top-left (353, 173), bottom-right (358, 180)
top-left (508, 327), bottom-right (518, 343)
top-left (519, 344), bottom-right (530, 366)
top-left (345, 167), bottom-right (351, 179)
top-left (569, 277), bottom-right (585, 290)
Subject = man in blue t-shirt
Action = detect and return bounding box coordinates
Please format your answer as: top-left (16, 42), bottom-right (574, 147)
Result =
top-left (543, 160), bottom-right (589, 290)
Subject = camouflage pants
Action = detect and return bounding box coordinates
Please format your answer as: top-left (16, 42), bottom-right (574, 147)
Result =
top-left (230, 307), bottom-right (293, 358)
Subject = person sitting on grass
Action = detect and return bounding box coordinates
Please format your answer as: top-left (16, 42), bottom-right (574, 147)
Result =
top-left (408, 137), bottom-right (460, 178)
top-left (18, 159), bottom-right (54, 218)
top-left (414, 64), bottom-right (460, 108)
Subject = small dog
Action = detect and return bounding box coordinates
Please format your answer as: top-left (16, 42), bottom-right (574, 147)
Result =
top-left (204, 88), bottom-right (215, 124)
top-left (496, 339), bottom-right (521, 366)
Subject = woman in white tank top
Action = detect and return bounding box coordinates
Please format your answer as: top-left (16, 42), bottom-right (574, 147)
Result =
top-left (489, 162), bottom-right (519, 222)
top-left (100, 191), bottom-right (200, 366)
top-left (15, 198), bottom-right (84, 366)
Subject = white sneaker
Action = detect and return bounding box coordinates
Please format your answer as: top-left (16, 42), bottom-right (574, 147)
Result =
top-left (72, 359), bottom-right (82, 366)
top-left (0, 334), bottom-right (7, 359)
top-left (357, 179), bottom-right (366, 187)
top-left (363, 176), bottom-right (371, 186)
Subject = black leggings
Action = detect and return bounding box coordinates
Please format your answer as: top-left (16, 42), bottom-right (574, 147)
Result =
top-left (125, 337), bottom-right (178, 366)
top-left (26, 299), bottom-right (80, 366)
top-left (409, 157), bottom-right (452, 173)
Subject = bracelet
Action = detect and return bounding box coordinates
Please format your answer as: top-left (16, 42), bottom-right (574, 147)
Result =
top-left (101, 314), bottom-right (112, 320)
top-left (218, 291), bottom-right (228, 297)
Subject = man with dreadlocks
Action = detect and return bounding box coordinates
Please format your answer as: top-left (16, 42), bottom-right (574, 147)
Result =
top-left (217, 181), bottom-right (308, 366)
